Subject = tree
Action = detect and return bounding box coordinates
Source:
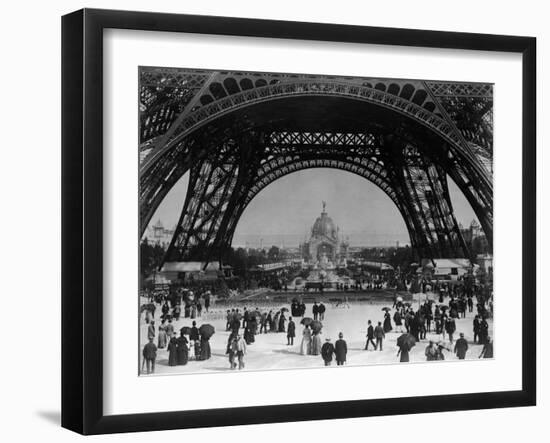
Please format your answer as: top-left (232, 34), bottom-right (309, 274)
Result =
top-left (268, 245), bottom-right (280, 261)
top-left (140, 239), bottom-right (165, 278)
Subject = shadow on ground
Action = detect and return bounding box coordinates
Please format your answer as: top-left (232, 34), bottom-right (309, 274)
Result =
top-left (36, 410), bottom-right (60, 426)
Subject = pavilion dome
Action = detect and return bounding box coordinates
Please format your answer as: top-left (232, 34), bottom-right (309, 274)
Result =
top-left (311, 204), bottom-right (337, 240)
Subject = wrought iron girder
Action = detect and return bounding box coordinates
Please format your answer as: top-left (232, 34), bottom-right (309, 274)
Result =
top-left (139, 68), bottom-right (494, 263)
top-left (163, 132), bottom-right (268, 263)
top-left (425, 81), bottom-right (493, 98)
top-left (380, 136), bottom-right (469, 259)
top-left (140, 78), bottom-right (473, 177)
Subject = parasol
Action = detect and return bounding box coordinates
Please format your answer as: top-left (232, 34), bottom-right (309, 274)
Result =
top-left (281, 307), bottom-right (289, 312)
top-left (396, 333), bottom-right (416, 349)
top-left (396, 296), bottom-right (404, 302)
top-left (199, 324), bottom-right (215, 339)
top-left (439, 305), bottom-right (449, 311)
top-left (310, 320), bottom-right (323, 334)
top-left (180, 326), bottom-right (191, 335)
top-left (381, 307), bottom-right (392, 312)
top-left (301, 317), bottom-right (314, 326)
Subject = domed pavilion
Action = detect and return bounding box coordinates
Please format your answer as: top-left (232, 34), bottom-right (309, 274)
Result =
top-left (300, 202), bottom-right (348, 264)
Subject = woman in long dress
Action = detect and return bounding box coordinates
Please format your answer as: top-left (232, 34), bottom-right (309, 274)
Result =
top-left (157, 320), bottom-right (167, 349)
top-left (278, 313), bottom-right (286, 333)
top-left (397, 342), bottom-right (410, 362)
top-left (300, 325), bottom-right (312, 355)
top-left (167, 336), bottom-right (178, 366)
top-left (200, 337), bottom-right (211, 360)
top-left (383, 311), bottom-right (393, 333)
top-left (176, 333), bottom-right (189, 365)
top-left (311, 332), bottom-right (322, 355)
top-left (272, 312), bottom-right (280, 332)
top-left (393, 310), bottom-right (403, 333)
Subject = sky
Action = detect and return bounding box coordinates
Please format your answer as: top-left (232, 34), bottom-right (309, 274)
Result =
top-left (148, 168), bottom-right (478, 248)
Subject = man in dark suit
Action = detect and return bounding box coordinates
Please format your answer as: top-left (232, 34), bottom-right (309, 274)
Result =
top-left (334, 332), bottom-right (347, 365)
top-left (312, 302), bottom-right (319, 320)
top-left (321, 338), bottom-right (335, 366)
top-left (287, 317), bottom-right (296, 345)
top-left (374, 321), bottom-right (385, 351)
top-left (365, 320), bottom-right (376, 350)
top-left (454, 332), bottom-right (469, 359)
top-left (318, 302), bottom-right (326, 320)
top-left (142, 337), bottom-right (157, 374)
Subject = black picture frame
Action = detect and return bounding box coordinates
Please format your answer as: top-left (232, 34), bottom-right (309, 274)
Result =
top-left (61, 8), bottom-right (536, 435)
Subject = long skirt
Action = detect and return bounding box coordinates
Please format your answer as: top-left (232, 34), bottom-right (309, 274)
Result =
top-left (300, 337), bottom-right (312, 355)
top-left (157, 330), bottom-right (167, 348)
top-left (311, 334), bottom-right (322, 355)
top-left (168, 346), bottom-right (178, 366)
top-left (200, 340), bottom-right (211, 360)
top-left (177, 348), bottom-right (188, 365)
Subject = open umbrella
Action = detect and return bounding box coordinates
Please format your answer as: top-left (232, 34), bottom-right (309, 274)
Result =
top-left (301, 317), bottom-right (314, 326)
top-left (381, 307), bottom-right (392, 312)
top-left (281, 307), bottom-right (289, 313)
top-left (396, 333), bottom-right (416, 349)
top-left (439, 305), bottom-right (449, 311)
top-left (396, 296), bottom-right (404, 302)
top-left (180, 326), bottom-right (191, 335)
top-left (310, 320), bottom-right (323, 334)
top-left (199, 324), bottom-right (215, 340)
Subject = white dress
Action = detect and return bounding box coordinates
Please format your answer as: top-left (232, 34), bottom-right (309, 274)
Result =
top-left (300, 328), bottom-right (312, 355)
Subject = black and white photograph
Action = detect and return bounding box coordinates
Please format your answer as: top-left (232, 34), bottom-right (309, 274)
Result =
top-left (0, 0), bottom-right (546, 439)
top-left (138, 67), bottom-right (494, 375)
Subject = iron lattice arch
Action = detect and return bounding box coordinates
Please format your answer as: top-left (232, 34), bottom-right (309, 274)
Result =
top-left (138, 67), bottom-right (493, 265)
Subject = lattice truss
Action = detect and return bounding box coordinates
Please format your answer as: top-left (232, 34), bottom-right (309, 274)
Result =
top-left (138, 68), bottom-right (493, 265)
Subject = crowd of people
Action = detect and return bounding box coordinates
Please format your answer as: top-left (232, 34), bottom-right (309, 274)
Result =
top-left (140, 289), bottom-right (215, 374)
top-left (141, 282), bottom-right (493, 373)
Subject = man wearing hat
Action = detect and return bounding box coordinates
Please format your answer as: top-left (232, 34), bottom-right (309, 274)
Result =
top-left (142, 337), bottom-right (157, 374)
top-left (334, 332), bottom-right (348, 366)
top-left (365, 320), bottom-right (376, 350)
top-left (374, 321), bottom-right (385, 351)
top-left (321, 338), bottom-right (335, 366)
top-left (454, 333), bottom-right (469, 359)
top-left (287, 317), bottom-right (296, 345)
